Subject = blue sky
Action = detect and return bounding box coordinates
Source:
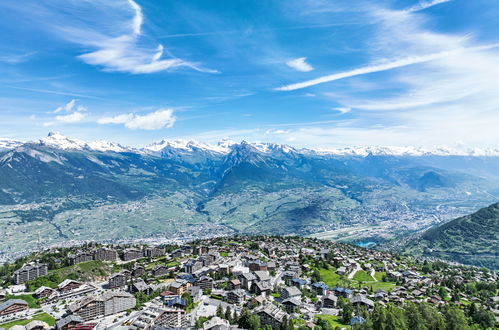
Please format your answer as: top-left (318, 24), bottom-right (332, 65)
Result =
top-left (1, 0), bottom-right (498, 148)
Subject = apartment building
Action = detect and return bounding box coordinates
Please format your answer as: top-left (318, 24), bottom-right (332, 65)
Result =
top-left (93, 248), bottom-right (117, 261)
top-left (69, 292), bottom-right (136, 322)
top-left (13, 263), bottom-right (48, 284)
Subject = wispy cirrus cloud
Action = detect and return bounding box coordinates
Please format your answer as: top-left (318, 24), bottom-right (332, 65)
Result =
top-left (52, 99), bottom-right (86, 113)
top-left (406, 0), bottom-right (453, 13)
top-left (76, 0), bottom-right (218, 74)
top-left (8, 0), bottom-right (217, 75)
top-left (0, 51), bottom-right (37, 64)
top-left (286, 57), bottom-right (314, 72)
top-left (97, 108), bottom-right (176, 130)
top-left (276, 43), bottom-right (499, 91)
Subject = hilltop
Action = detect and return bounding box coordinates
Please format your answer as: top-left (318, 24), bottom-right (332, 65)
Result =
top-left (402, 202), bottom-right (499, 269)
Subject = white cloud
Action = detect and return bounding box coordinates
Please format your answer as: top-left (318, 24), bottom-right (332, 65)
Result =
top-left (286, 57), bottom-right (314, 72)
top-left (46, 99), bottom-right (87, 125)
top-left (55, 111), bottom-right (86, 123)
top-left (53, 99), bottom-right (76, 113)
top-left (97, 108), bottom-right (176, 130)
top-left (97, 113), bottom-right (134, 125)
top-left (332, 107), bottom-right (351, 114)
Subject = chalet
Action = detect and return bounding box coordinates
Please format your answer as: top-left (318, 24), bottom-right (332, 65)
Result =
top-left (322, 294), bottom-right (338, 308)
top-left (280, 286), bottom-right (301, 300)
top-left (0, 299), bottom-right (28, 316)
top-left (195, 246), bottom-right (208, 255)
top-left (184, 259), bottom-right (203, 274)
top-left (227, 289), bottom-right (246, 304)
top-left (56, 315), bottom-right (85, 330)
top-left (238, 273), bottom-right (257, 291)
top-left (187, 286), bottom-right (203, 302)
top-left (25, 320), bottom-right (50, 330)
top-left (58, 279), bottom-right (83, 293)
top-left (170, 249), bottom-right (184, 259)
top-left (336, 267), bottom-right (347, 276)
top-left (108, 273), bottom-right (127, 289)
top-left (311, 282), bottom-right (329, 296)
top-left (282, 298), bottom-right (301, 313)
top-left (129, 279), bottom-right (152, 295)
top-left (132, 265), bottom-right (145, 277)
top-left (165, 296), bottom-right (186, 309)
top-left (34, 286), bottom-right (56, 299)
top-left (170, 280), bottom-right (190, 295)
top-left (228, 279), bottom-right (241, 290)
top-left (251, 281), bottom-right (272, 296)
top-left (350, 295), bottom-right (375, 311)
top-left (290, 278), bottom-right (307, 289)
top-left (152, 265), bottom-right (169, 277)
top-left (267, 262), bottom-right (277, 272)
top-left (253, 271), bottom-right (271, 283)
top-left (197, 276), bottom-right (213, 290)
top-left (333, 287), bottom-right (353, 298)
top-left (257, 304), bottom-right (288, 328)
top-left (200, 253), bottom-right (218, 266)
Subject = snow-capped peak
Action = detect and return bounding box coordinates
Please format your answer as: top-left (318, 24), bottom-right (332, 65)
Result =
top-left (4, 132), bottom-right (499, 157)
top-left (40, 132), bottom-right (87, 150)
top-left (145, 139), bottom-right (230, 154)
top-left (38, 132), bottom-right (134, 153)
top-left (314, 145), bottom-right (499, 157)
top-left (87, 140), bottom-right (131, 153)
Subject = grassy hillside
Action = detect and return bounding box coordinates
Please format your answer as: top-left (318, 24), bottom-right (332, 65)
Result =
top-left (403, 202), bottom-right (499, 269)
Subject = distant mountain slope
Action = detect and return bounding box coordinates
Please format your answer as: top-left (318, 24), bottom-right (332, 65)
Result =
top-left (402, 203), bottom-right (499, 269)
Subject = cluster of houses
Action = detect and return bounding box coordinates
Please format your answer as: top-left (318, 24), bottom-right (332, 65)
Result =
top-left (0, 236), bottom-right (497, 329)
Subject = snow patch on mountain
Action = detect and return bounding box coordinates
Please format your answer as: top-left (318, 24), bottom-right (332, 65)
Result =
top-left (0, 139), bottom-right (23, 151)
top-left (40, 132), bottom-right (87, 150)
top-left (38, 132), bottom-right (135, 153)
top-left (145, 139), bottom-right (230, 154)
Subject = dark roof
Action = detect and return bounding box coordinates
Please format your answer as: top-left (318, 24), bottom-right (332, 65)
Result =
top-left (165, 296), bottom-right (186, 307)
top-left (312, 282), bottom-right (329, 290)
top-left (56, 314), bottom-right (84, 329)
top-left (0, 299), bottom-right (28, 312)
top-left (333, 287), bottom-right (353, 294)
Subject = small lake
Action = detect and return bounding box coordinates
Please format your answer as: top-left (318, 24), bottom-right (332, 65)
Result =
top-left (355, 241), bottom-right (377, 248)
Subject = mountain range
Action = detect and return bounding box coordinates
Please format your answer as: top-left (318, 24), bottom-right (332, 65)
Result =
top-left (0, 132), bottom-right (498, 261)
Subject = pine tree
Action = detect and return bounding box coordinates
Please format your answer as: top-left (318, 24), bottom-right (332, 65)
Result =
top-left (443, 305), bottom-right (470, 330)
top-left (405, 302), bottom-right (427, 330)
top-left (216, 304), bottom-right (224, 318)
